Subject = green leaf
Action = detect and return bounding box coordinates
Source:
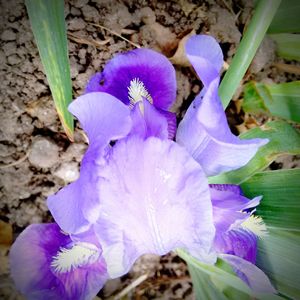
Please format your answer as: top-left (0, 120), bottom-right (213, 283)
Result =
top-left (269, 34), bottom-right (300, 61)
top-left (242, 81), bottom-right (300, 123)
top-left (241, 169), bottom-right (300, 299)
top-left (256, 230), bottom-right (300, 300)
top-left (25, 0), bottom-right (73, 140)
top-left (209, 121), bottom-right (300, 184)
top-left (268, 0), bottom-right (300, 33)
top-left (241, 169), bottom-right (300, 232)
top-left (219, 0), bottom-right (282, 108)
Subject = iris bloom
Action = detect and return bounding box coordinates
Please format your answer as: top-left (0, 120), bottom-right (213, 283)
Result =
top-left (10, 35), bottom-right (275, 299)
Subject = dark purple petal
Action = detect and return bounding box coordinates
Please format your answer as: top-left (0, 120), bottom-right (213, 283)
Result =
top-left (220, 254), bottom-right (276, 294)
top-left (10, 223), bottom-right (107, 300)
top-left (210, 184), bottom-right (261, 263)
top-left (185, 35), bottom-right (223, 87)
top-left (157, 108), bottom-right (177, 139)
top-left (177, 78), bottom-right (269, 176)
top-left (214, 229), bottom-right (257, 264)
top-left (94, 136), bottom-right (216, 278)
top-left (85, 49), bottom-right (176, 110)
top-left (68, 92), bottom-right (132, 146)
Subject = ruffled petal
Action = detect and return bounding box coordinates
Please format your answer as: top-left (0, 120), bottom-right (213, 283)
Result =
top-left (48, 93), bottom-right (132, 234)
top-left (85, 49), bottom-right (177, 110)
top-left (219, 254), bottom-right (276, 294)
top-left (68, 92), bottom-right (132, 146)
top-left (177, 78), bottom-right (269, 176)
top-left (185, 35), bottom-right (224, 87)
top-left (94, 136), bottom-right (216, 278)
top-left (9, 223), bottom-right (107, 300)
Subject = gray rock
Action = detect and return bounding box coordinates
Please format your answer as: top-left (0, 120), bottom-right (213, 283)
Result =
top-left (1, 29), bottom-right (16, 41)
top-left (28, 137), bottom-right (59, 168)
top-left (68, 17), bottom-right (86, 31)
top-left (54, 161), bottom-right (80, 183)
top-left (81, 5), bottom-right (100, 23)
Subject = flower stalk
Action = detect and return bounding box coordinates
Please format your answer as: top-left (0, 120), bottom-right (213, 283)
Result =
top-left (219, 0), bottom-right (282, 108)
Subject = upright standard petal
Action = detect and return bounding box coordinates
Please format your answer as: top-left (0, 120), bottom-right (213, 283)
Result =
top-left (48, 93), bottom-right (132, 234)
top-left (94, 136), bottom-right (216, 278)
top-left (177, 76), bottom-right (268, 176)
top-left (185, 35), bottom-right (223, 86)
top-left (68, 92), bottom-right (132, 147)
top-left (85, 49), bottom-right (177, 110)
top-left (10, 223), bottom-right (107, 300)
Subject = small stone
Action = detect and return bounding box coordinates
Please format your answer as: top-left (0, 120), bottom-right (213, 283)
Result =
top-left (2, 42), bottom-right (16, 56)
top-left (7, 54), bottom-right (22, 65)
top-left (29, 137), bottom-right (59, 168)
top-left (73, 0), bottom-right (89, 8)
top-left (81, 5), bottom-right (100, 23)
top-left (54, 161), bottom-right (80, 183)
top-left (140, 7), bottom-right (156, 25)
top-left (68, 18), bottom-right (86, 31)
top-left (70, 7), bottom-right (81, 16)
top-left (1, 29), bottom-right (16, 41)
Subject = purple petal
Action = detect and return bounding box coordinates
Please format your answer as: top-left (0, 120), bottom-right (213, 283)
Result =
top-left (215, 229), bottom-right (257, 264)
top-left (47, 175), bottom-right (93, 234)
top-left (220, 254), bottom-right (276, 294)
top-left (10, 223), bottom-right (107, 300)
top-left (94, 136), bottom-right (216, 277)
top-left (210, 184), bottom-right (262, 212)
top-left (129, 99), bottom-right (169, 139)
top-left (185, 35), bottom-right (223, 87)
top-left (177, 78), bottom-right (269, 176)
top-left (85, 49), bottom-right (176, 110)
top-left (68, 92), bottom-right (132, 146)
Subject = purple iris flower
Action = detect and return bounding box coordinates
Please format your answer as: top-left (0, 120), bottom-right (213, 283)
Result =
top-left (10, 35), bottom-right (275, 299)
top-left (9, 223), bottom-right (107, 300)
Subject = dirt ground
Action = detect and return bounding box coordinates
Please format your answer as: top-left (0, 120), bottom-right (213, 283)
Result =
top-left (0, 0), bottom-right (299, 299)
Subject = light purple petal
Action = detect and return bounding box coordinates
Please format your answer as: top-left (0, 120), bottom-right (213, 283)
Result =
top-left (129, 99), bottom-right (169, 139)
top-left (10, 223), bottom-right (107, 300)
top-left (220, 254), bottom-right (277, 294)
top-left (68, 92), bottom-right (132, 146)
top-left (85, 49), bottom-right (177, 110)
top-left (47, 175), bottom-right (92, 234)
top-left (48, 93), bottom-right (132, 234)
top-left (177, 78), bottom-right (269, 176)
top-left (210, 184), bottom-right (262, 212)
top-left (94, 136), bottom-right (216, 278)
top-left (185, 35), bottom-right (223, 87)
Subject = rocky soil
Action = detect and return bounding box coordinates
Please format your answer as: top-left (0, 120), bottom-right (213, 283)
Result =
top-left (0, 0), bottom-right (299, 299)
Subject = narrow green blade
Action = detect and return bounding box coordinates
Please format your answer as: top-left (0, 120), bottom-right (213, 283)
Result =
top-left (241, 169), bottom-right (300, 299)
top-left (256, 230), bottom-right (300, 300)
top-left (268, 0), bottom-right (300, 33)
top-left (269, 34), bottom-right (300, 61)
top-left (219, 0), bottom-right (281, 108)
top-left (209, 121), bottom-right (300, 184)
top-left (241, 169), bottom-right (300, 232)
top-left (242, 81), bottom-right (300, 123)
top-left (25, 0), bottom-right (73, 140)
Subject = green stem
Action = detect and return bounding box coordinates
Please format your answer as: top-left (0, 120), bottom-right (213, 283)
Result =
top-left (219, 0), bottom-right (282, 109)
